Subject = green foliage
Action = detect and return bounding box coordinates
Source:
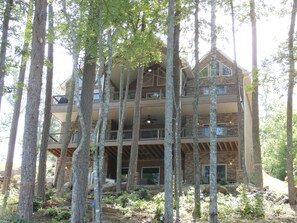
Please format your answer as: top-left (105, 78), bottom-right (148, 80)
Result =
top-left (33, 197), bottom-right (43, 212)
top-left (0, 214), bottom-right (32, 223)
top-left (236, 185), bottom-right (265, 219)
top-left (56, 210), bottom-right (71, 221)
top-left (44, 208), bottom-right (59, 217)
top-left (261, 105), bottom-right (297, 180)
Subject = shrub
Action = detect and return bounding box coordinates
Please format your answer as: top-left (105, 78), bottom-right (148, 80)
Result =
top-left (33, 196), bottom-right (42, 212)
top-left (44, 208), bottom-right (59, 217)
top-left (56, 210), bottom-right (71, 220)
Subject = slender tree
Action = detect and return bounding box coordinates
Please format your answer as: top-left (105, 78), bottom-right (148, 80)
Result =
top-left (250, 0), bottom-right (263, 189)
top-left (126, 66), bottom-right (144, 191)
top-left (55, 0), bottom-right (80, 196)
top-left (209, 0), bottom-right (218, 222)
top-left (17, 0), bottom-right (47, 219)
top-left (2, 0), bottom-right (33, 208)
top-left (286, 0), bottom-right (297, 205)
top-left (173, 1), bottom-right (182, 221)
top-left (230, 0), bottom-right (248, 184)
top-left (36, 2), bottom-right (54, 200)
top-left (0, 0), bottom-right (13, 112)
top-left (192, 0), bottom-right (201, 219)
top-left (164, 0), bottom-right (175, 222)
top-left (116, 67), bottom-right (130, 192)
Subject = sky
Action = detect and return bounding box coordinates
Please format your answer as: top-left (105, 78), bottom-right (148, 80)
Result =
top-left (0, 2), bottom-right (295, 167)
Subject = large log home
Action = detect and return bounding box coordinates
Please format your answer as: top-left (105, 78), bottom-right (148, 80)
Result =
top-left (48, 49), bottom-right (254, 185)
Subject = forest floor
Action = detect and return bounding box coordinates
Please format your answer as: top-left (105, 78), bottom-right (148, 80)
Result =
top-left (1, 171), bottom-right (296, 223)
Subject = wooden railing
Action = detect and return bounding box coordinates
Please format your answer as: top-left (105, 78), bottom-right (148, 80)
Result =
top-left (52, 84), bottom-right (236, 105)
top-left (49, 126), bottom-right (238, 144)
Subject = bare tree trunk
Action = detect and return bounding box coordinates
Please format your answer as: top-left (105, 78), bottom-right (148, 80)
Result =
top-left (173, 1), bottom-right (181, 221)
top-left (230, 0), bottom-right (248, 185)
top-left (250, 0), bottom-right (263, 189)
top-left (164, 0), bottom-right (175, 222)
top-left (209, 0), bottom-right (217, 222)
top-left (192, 0), bottom-right (201, 219)
top-left (36, 3), bottom-right (54, 201)
top-left (0, 0), bottom-right (13, 112)
top-left (17, 0), bottom-right (47, 219)
top-left (71, 2), bottom-right (99, 220)
top-left (2, 0), bottom-right (32, 208)
top-left (286, 0), bottom-right (297, 205)
top-left (56, 0), bottom-right (81, 197)
top-left (127, 66), bottom-right (144, 191)
top-left (116, 67), bottom-right (130, 192)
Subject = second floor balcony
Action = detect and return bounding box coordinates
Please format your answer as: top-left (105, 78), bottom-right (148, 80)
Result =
top-left (48, 125), bottom-right (238, 146)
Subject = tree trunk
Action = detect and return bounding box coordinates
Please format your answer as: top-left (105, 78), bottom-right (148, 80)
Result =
top-left (55, 0), bottom-right (80, 196)
top-left (286, 0), bottom-right (297, 205)
top-left (209, 0), bottom-right (217, 222)
top-left (192, 0), bottom-right (201, 219)
top-left (116, 67), bottom-right (130, 192)
top-left (250, 0), bottom-right (263, 189)
top-left (0, 0), bottom-right (13, 112)
top-left (126, 66), bottom-right (144, 191)
top-left (164, 0), bottom-right (174, 222)
top-left (2, 0), bottom-right (32, 208)
top-left (230, 0), bottom-right (248, 185)
top-left (173, 1), bottom-right (181, 221)
top-left (36, 3), bottom-right (54, 201)
top-left (17, 0), bottom-right (47, 219)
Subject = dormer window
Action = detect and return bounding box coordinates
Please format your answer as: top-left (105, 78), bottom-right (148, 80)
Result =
top-left (199, 61), bottom-right (232, 78)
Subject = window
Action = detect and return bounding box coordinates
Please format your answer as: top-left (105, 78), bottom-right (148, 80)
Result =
top-left (121, 168), bottom-right (128, 182)
top-left (202, 124), bottom-right (226, 137)
top-left (216, 86), bottom-right (226, 94)
top-left (200, 62), bottom-right (232, 77)
top-left (141, 167), bottom-right (160, 185)
top-left (201, 87), bottom-right (209, 95)
top-left (146, 91), bottom-right (160, 99)
top-left (202, 164), bottom-right (227, 183)
top-left (222, 64), bottom-right (232, 76)
top-left (199, 65), bottom-right (209, 78)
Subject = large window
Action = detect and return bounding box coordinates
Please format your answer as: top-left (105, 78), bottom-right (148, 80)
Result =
top-left (202, 124), bottom-right (227, 137)
top-left (202, 164), bottom-right (227, 183)
top-left (199, 62), bottom-right (232, 77)
top-left (141, 167), bottom-right (160, 185)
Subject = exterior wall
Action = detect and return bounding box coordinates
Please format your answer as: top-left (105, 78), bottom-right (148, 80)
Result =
top-left (184, 150), bottom-right (238, 184)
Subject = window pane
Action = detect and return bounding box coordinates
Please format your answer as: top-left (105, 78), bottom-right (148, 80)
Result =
top-left (216, 86), bottom-right (226, 94)
top-left (142, 167), bottom-right (160, 185)
top-left (201, 87), bottom-right (209, 95)
top-left (199, 66), bottom-right (209, 77)
top-left (222, 64), bottom-right (232, 76)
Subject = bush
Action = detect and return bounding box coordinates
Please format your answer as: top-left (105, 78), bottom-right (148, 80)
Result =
top-left (56, 210), bottom-right (71, 220)
top-left (33, 196), bottom-right (42, 212)
top-left (44, 208), bottom-right (59, 217)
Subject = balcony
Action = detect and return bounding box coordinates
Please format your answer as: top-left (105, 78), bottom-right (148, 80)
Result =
top-left (52, 84), bottom-right (237, 105)
top-left (49, 125), bottom-right (238, 145)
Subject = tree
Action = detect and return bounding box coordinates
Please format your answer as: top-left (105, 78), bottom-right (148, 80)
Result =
top-left (286, 0), bottom-right (297, 205)
top-left (209, 0), bottom-right (218, 222)
top-left (230, 0), bottom-right (248, 184)
top-left (250, 0), bottom-right (263, 189)
top-left (192, 0), bottom-right (201, 220)
top-left (164, 0), bottom-right (175, 222)
top-left (70, 0), bottom-right (99, 221)
top-left (55, 0), bottom-right (80, 196)
top-left (2, 0), bottom-right (32, 208)
top-left (0, 0), bottom-right (13, 112)
top-left (126, 66), bottom-right (144, 191)
top-left (116, 67), bottom-right (130, 192)
top-left (36, 2), bottom-right (54, 200)
top-left (17, 0), bottom-right (47, 219)
top-left (173, 1), bottom-right (182, 221)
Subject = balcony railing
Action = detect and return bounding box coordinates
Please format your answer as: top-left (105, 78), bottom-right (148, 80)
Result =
top-left (49, 126), bottom-right (238, 145)
top-left (52, 84), bottom-right (236, 105)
